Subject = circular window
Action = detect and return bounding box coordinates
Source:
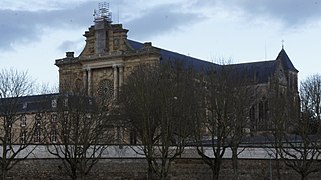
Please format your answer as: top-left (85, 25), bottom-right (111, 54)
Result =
top-left (98, 79), bottom-right (114, 100)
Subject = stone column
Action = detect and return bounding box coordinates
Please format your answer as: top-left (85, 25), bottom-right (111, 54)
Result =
top-left (87, 68), bottom-right (92, 96)
top-left (113, 64), bottom-right (119, 100)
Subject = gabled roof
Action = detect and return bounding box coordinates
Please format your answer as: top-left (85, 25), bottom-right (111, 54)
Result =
top-left (276, 49), bottom-right (298, 72)
top-left (128, 39), bottom-right (219, 71)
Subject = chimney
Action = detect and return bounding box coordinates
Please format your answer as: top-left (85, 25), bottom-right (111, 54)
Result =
top-left (66, 52), bottom-right (74, 58)
top-left (143, 42), bottom-right (152, 48)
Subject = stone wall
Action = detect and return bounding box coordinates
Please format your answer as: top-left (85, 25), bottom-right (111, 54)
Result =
top-left (6, 158), bottom-right (321, 180)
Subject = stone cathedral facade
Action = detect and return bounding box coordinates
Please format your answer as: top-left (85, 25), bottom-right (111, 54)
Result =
top-left (0, 5), bottom-right (299, 144)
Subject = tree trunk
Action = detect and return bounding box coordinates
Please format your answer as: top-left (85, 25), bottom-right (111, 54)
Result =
top-left (231, 146), bottom-right (239, 180)
top-left (1, 167), bottom-right (6, 180)
top-left (2, 144), bottom-right (7, 180)
top-left (212, 159), bottom-right (221, 180)
top-left (147, 163), bottom-right (154, 180)
top-left (275, 154), bottom-right (281, 180)
top-left (212, 165), bottom-right (219, 180)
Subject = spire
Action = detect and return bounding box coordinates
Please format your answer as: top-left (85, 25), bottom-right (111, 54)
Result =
top-left (281, 40), bottom-right (284, 49)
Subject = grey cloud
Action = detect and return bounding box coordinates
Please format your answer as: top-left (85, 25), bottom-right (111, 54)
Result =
top-left (0, 1), bottom-right (204, 51)
top-left (57, 39), bottom-right (82, 52)
top-left (0, 0), bottom-right (127, 51)
top-left (193, 0), bottom-right (321, 27)
top-left (125, 4), bottom-right (204, 40)
top-left (234, 0), bottom-right (321, 26)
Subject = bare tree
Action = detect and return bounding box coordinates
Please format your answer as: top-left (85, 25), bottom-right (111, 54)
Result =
top-left (0, 68), bottom-right (36, 179)
top-left (47, 91), bottom-right (113, 180)
top-left (228, 81), bottom-right (253, 180)
top-left (35, 82), bottom-right (59, 94)
top-left (276, 74), bottom-right (321, 180)
top-left (264, 73), bottom-right (295, 180)
top-left (194, 64), bottom-right (251, 180)
top-left (120, 62), bottom-right (200, 180)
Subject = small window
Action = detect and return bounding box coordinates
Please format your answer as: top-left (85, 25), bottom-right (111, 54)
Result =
top-left (23, 102), bottom-right (28, 109)
top-left (34, 130), bottom-right (41, 143)
top-left (64, 98), bottom-right (68, 107)
top-left (51, 113), bottom-right (57, 123)
top-left (50, 129), bottom-right (57, 143)
top-left (35, 114), bottom-right (41, 127)
top-left (21, 115), bottom-right (27, 127)
top-left (130, 129), bottom-right (137, 145)
top-left (52, 99), bottom-right (57, 108)
top-left (20, 130), bottom-right (27, 143)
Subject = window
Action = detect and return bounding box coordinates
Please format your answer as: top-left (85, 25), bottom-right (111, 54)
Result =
top-left (64, 98), bottom-right (68, 107)
top-left (51, 113), bottom-right (57, 123)
top-left (34, 130), bottom-right (41, 143)
top-left (23, 102), bottom-right (28, 109)
top-left (20, 130), bottom-right (27, 143)
top-left (50, 129), bottom-right (57, 143)
top-left (250, 106), bottom-right (256, 130)
top-left (98, 79), bottom-right (114, 99)
top-left (34, 113), bottom-right (42, 143)
top-left (63, 111), bottom-right (69, 123)
top-left (130, 129), bottom-right (137, 145)
top-left (258, 98), bottom-right (269, 130)
top-left (75, 78), bottom-right (83, 92)
top-left (52, 99), bottom-right (57, 108)
top-left (35, 113), bottom-right (41, 126)
top-left (21, 115), bottom-right (27, 127)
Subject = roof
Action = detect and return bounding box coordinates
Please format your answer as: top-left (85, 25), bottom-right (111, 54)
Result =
top-left (128, 39), bottom-right (219, 71)
top-left (227, 60), bottom-right (275, 83)
top-left (127, 39), bottom-right (297, 84)
top-left (276, 48), bottom-right (299, 72)
top-left (0, 93), bottom-right (59, 114)
top-left (0, 93), bottom-right (96, 114)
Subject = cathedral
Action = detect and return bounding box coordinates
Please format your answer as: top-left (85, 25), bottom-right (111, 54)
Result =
top-left (0, 5), bottom-right (298, 144)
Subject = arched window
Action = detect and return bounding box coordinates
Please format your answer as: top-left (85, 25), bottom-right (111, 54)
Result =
top-left (258, 97), bottom-right (270, 130)
top-left (75, 78), bottom-right (83, 92)
top-left (250, 105), bottom-right (256, 131)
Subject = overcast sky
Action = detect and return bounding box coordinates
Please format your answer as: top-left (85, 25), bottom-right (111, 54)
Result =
top-left (1, 0), bottom-right (321, 86)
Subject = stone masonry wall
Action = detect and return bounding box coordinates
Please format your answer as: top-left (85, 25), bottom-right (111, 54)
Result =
top-left (6, 158), bottom-right (321, 180)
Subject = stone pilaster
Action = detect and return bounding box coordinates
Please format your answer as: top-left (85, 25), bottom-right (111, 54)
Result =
top-left (113, 64), bottom-right (119, 100)
top-left (119, 64), bottom-right (124, 87)
top-left (87, 68), bottom-right (92, 96)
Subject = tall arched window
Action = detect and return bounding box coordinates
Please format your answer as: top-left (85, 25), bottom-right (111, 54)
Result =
top-left (258, 97), bottom-right (269, 130)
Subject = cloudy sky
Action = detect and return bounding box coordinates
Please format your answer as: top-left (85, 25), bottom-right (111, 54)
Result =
top-left (1, 0), bottom-right (321, 86)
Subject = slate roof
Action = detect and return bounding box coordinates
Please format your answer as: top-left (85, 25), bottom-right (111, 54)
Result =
top-left (226, 60), bottom-right (275, 83)
top-left (0, 93), bottom-right (96, 114)
top-left (128, 39), bottom-right (297, 84)
top-left (0, 93), bottom-right (59, 114)
top-left (276, 49), bottom-right (298, 72)
top-left (128, 39), bottom-right (219, 71)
